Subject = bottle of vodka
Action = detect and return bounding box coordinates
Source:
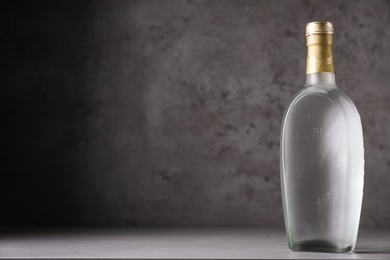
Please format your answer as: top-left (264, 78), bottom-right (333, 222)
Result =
top-left (280, 21), bottom-right (364, 253)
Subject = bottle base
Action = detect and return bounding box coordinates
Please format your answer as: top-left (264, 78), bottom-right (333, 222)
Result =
top-left (290, 240), bottom-right (353, 253)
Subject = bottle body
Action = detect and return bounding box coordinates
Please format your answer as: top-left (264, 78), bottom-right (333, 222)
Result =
top-left (280, 72), bottom-right (364, 252)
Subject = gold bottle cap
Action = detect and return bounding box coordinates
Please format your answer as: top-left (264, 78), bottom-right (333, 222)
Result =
top-left (306, 21), bottom-right (334, 37)
top-left (305, 21), bottom-right (335, 73)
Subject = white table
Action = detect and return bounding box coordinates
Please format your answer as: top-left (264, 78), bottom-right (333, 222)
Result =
top-left (0, 228), bottom-right (389, 259)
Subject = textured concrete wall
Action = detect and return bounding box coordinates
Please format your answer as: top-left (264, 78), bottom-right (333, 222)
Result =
top-left (2, 0), bottom-right (390, 227)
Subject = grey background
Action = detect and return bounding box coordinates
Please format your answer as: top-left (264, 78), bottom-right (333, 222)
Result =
top-left (1, 0), bottom-right (389, 227)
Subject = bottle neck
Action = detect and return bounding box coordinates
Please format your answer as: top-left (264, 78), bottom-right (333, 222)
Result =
top-left (305, 72), bottom-right (336, 87)
top-left (306, 34), bottom-right (335, 75)
top-left (305, 34), bottom-right (336, 87)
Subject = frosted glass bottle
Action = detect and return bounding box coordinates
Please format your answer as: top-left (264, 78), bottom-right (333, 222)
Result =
top-left (280, 22), bottom-right (364, 253)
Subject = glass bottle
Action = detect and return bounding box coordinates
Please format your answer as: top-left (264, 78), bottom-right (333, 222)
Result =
top-left (280, 21), bottom-right (364, 253)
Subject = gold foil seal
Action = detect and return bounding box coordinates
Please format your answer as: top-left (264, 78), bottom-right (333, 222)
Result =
top-left (306, 21), bottom-right (335, 74)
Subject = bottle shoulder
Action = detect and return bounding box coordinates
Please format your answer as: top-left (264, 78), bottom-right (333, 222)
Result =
top-left (282, 84), bottom-right (361, 125)
top-left (287, 85), bottom-right (356, 109)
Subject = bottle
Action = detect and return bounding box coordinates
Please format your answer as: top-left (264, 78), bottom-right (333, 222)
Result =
top-left (280, 21), bottom-right (364, 253)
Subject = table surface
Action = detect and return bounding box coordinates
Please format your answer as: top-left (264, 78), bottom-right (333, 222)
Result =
top-left (0, 227), bottom-right (389, 259)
